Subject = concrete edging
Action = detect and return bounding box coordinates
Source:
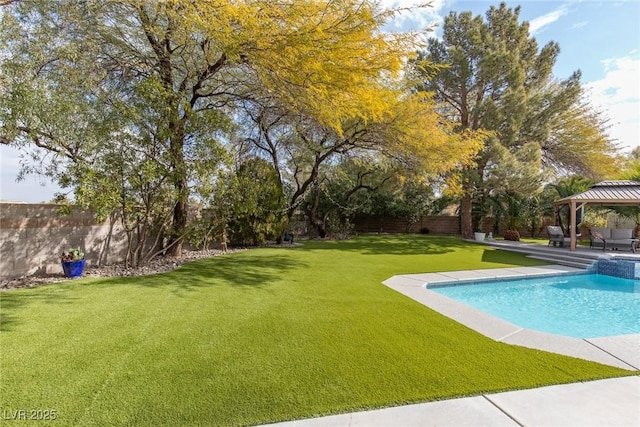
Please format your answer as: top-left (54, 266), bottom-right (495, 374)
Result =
top-left (382, 265), bottom-right (640, 370)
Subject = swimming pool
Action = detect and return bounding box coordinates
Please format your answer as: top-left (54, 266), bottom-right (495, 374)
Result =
top-left (430, 273), bottom-right (640, 339)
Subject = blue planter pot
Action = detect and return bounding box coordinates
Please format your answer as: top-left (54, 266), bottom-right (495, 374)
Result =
top-left (62, 259), bottom-right (86, 278)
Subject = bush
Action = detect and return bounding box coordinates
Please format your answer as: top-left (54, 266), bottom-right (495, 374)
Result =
top-left (227, 158), bottom-right (288, 246)
top-left (504, 229), bottom-right (520, 241)
top-left (327, 216), bottom-right (354, 240)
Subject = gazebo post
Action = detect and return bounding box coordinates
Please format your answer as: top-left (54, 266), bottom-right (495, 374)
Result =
top-left (552, 181), bottom-right (640, 252)
top-left (569, 199), bottom-right (577, 251)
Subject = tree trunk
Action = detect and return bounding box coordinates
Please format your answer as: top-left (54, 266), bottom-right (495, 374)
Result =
top-left (460, 193), bottom-right (473, 239)
top-left (314, 222), bottom-right (327, 238)
top-left (167, 195), bottom-right (187, 257)
top-left (166, 119), bottom-right (188, 257)
top-left (305, 185), bottom-right (328, 238)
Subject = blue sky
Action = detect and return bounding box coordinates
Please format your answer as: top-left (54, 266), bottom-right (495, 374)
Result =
top-left (1, 0), bottom-right (639, 202)
top-left (385, 0), bottom-right (640, 151)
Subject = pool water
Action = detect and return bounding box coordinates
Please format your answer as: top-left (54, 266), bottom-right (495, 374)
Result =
top-left (430, 273), bottom-right (640, 339)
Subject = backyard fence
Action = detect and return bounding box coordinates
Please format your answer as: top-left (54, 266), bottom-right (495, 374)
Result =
top-left (1, 203), bottom-right (568, 279)
top-left (0, 203), bottom-right (128, 278)
top-left (352, 215), bottom-right (552, 238)
top-left (353, 215), bottom-right (461, 234)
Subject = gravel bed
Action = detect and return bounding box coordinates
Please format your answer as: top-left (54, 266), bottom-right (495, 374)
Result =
top-left (0, 248), bottom-right (247, 291)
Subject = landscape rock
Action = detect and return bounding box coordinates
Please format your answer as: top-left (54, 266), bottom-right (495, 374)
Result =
top-left (0, 248), bottom-right (246, 291)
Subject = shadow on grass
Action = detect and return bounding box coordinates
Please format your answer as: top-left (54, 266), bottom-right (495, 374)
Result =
top-left (303, 234), bottom-right (472, 255)
top-left (139, 254), bottom-right (306, 292)
top-left (1, 253), bottom-right (305, 329)
top-left (0, 290), bottom-right (78, 332)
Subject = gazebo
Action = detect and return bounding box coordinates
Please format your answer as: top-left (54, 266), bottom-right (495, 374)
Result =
top-left (553, 180), bottom-right (640, 251)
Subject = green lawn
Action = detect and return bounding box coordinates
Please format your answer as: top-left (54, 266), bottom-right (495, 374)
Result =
top-left (0, 235), bottom-right (632, 426)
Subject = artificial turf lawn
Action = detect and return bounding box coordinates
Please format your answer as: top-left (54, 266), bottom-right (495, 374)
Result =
top-left (0, 235), bottom-right (634, 426)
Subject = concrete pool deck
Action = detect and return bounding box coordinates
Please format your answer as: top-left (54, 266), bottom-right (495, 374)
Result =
top-left (382, 265), bottom-right (640, 371)
top-left (265, 265), bottom-right (639, 427)
top-left (266, 376), bottom-right (640, 426)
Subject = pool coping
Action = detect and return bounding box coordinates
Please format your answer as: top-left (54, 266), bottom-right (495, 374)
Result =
top-left (383, 265), bottom-right (640, 371)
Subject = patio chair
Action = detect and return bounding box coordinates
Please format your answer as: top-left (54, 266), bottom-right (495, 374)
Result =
top-left (590, 227), bottom-right (636, 251)
top-left (546, 225), bottom-right (569, 247)
top-left (589, 227), bottom-right (608, 250)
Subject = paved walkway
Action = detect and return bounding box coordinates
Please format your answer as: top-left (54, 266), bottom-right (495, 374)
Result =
top-left (266, 266), bottom-right (640, 427)
top-left (266, 376), bottom-right (639, 426)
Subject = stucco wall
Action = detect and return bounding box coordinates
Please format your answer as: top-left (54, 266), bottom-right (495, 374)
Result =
top-left (0, 203), bottom-right (128, 278)
top-left (353, 215), bottom-right (549, 238)
top-left (353, 215), bottom-right (461, 234)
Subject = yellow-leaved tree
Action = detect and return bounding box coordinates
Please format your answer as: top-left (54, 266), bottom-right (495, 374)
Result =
top-left (2, 0), bottom-right (480, 257)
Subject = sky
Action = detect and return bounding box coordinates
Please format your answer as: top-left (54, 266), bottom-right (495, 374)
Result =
top-left (383, 0), bottom-right (640, 150)
top-left (1, 0), bottom-right (639, 203)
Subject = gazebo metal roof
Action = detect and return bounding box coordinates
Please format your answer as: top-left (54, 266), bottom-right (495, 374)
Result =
top-left (555, 180), bottom-right (640, 205)
top-left (553, 180), bottom-right (640, 251)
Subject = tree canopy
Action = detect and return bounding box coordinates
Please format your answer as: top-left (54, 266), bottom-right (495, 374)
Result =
top-left (411, 2), bottom-right (620, 238)
top-left (1, 0), bottom-right (480, 256)
top-left (2, 1), bottom-right (617, 248)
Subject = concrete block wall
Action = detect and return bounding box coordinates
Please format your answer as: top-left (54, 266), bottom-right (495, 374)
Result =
top-left (0, 203), bottom-right (128, 278)
top-left (353, 215), bottom-right (548, 238)
top-left (353, 215), bottom-right (461, 234)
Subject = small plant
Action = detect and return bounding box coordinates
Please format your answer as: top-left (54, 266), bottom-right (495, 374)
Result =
top-left (62, 247), bottom-right (84, 262)
top-left (503, 229), bottom-right (521, 241)
top-left (60, 247), bottom-right (86, 278)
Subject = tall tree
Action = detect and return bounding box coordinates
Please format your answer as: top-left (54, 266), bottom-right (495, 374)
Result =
top-left (412, 2), bottom-right (618, 238)
top-left (301, 156), bottom-right (394, 238)
top-left (238, 89), bottom-right (481, 231)
top-left (543, 175), bottom-right (593, 233)
top-left (1, 0), bottom-right (428, 255)
top-left (541, 97), bottom-right (620, 178)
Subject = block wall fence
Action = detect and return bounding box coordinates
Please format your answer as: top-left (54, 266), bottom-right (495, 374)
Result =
top-left (352, 215), bottom-right (550, 238)
top-left (353, 215), bottom-right (461, 234)
top-left (1, 204), bottom-right (555, 279)
top-left (1, 203), bottom-right (128, 279)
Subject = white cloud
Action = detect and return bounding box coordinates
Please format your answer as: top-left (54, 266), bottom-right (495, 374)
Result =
top-left (528, 5), bottom-right (570, 35)
top-left (571, 20), bottom-right (588, 30)
top-left (379, 0), bottom-right (447, 33)
top-left (584, 53), bottom-right (640, 152)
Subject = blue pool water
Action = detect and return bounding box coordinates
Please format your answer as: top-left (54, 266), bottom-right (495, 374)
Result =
top-left (431, 274), bottom-right (640, 339)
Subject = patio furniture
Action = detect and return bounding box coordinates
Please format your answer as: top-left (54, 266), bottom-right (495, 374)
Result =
top-left (589, 227), bottom-right (636, 251)
top-left (552, 180), bottom-right (640, 252)
top-left (546, 225), bottom-right (570, 247)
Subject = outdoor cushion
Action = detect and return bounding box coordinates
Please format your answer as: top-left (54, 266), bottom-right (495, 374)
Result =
top-left (590, 227), bottom-right (635, 251)
top-left (546, 225), bottom-right (564, 237)
top-left (590, 227), bottom-right (611, 239)
top-left (611, 228), bottom-right (633, 239)
top-left (546, 225), bottom-right (569, 247)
